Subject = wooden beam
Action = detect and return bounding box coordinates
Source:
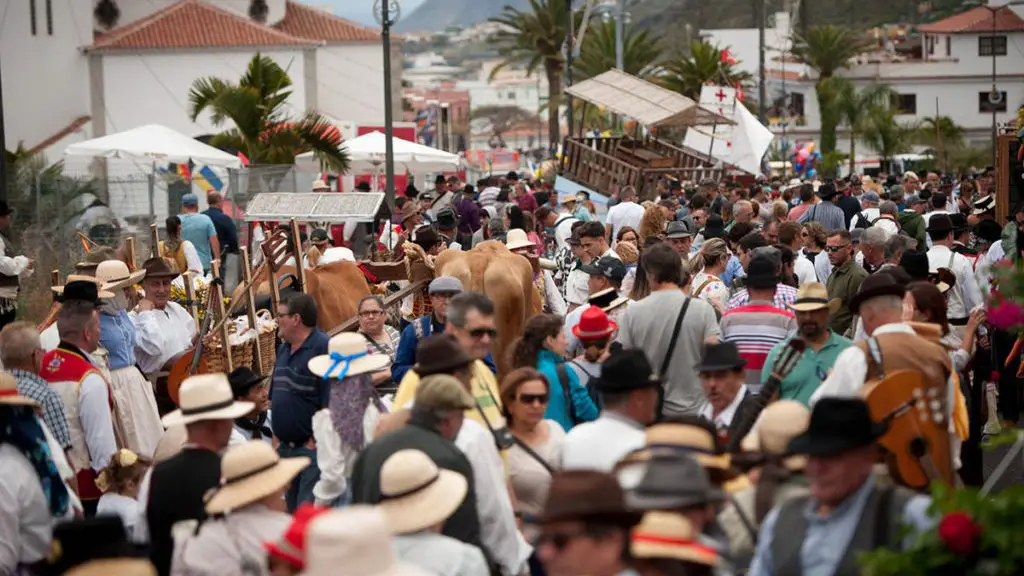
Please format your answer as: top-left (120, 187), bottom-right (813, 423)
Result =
top-left (289, 218), bottom-right (307, 295)
top-left (328, 279), bottom-right (428, 336)
top-left (211, 259), bottom-right (233, 373)
top-left (241, 246), bottom-right (264, 373)
top-left (150, 224), bottom-right (160, 259)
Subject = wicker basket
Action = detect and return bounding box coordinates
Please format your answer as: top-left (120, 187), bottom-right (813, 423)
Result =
top-left (252, 309), bottom-right (278, 376)
top-left (205, 339), bottom-right (253, 374)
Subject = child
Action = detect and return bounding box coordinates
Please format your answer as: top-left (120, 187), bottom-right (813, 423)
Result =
top-left (96, 448), bottom-right (150, 534)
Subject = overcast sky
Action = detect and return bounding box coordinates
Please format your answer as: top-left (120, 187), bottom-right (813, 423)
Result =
top-left (326, 0), bottom-right (427, 25)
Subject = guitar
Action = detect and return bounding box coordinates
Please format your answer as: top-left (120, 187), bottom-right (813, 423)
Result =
top-left (166, 282), bottom-right (219, 405)
top-left (727, 339), bottom-right (807, 453)
top-left (862, 369), bottom-right (954, 489)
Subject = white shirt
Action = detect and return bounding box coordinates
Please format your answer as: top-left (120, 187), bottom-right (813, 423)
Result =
top-left (849, 208), bottom-right (880, 232)
top-left (0, 234), bottom-right (31, 300)
top-left (428, 191), bottom-right (454, 219)
top-left (553, 213), bottom-right (578, 250)
top-left (311, 402), bottom-right (381, 506)
top-left (541, 270), bottom-right (567, 316)
top-left (394, 531), bottom-right (490, 576)
top-left (926, 245), bottom-right (982, 320)
top-left (80, 370), bottom-right (119, 471)
top-left (606, 201), bottom-right (645, 243)
top-left (97, 493), bottom-right (141, 535)
top-left (809, 323), bottom-right (960, 468)
top-left (814, 250), bottom-right (832, 283)
top-left (794, 257), bottom-right (817, 286)
top-left (179, 241), bottom-right (204, 275)
top-left (303, 246), bottom-right (356, 268)
top-left (131, 301), bottom-right (197, 374)
top-left (869, 218), bottom-right (900, 241)
top-left (0, 444), bottom-right (53, 572)
top-left (171, 504), bottom-right (290, 576)
top-left (562, 412), bottom-right (646, 472)
top-left (564, 268), bottom-right (590, 306)
top-left (133, 468), bottom-right (155, 544)
top-left (40, 417), bottom-right (82, 518)
top-left (699, 386), bottom-right (748, 431)
top-left (977, 240), bottom-right (1006, 298)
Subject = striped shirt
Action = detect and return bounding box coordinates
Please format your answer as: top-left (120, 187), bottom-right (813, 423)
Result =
top-left (720, 303), bottom-right (797, 392)
top-left (726, 284), bottom-right (798, 311)
top-left (10, 368), bottom-right (73, 450)
top-left (477, 186), bottom-right (501, 207)
top-left (798, 201), bottom-right (847, 232)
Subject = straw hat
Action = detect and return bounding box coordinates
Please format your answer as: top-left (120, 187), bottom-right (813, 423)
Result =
top-left (505, 228), bottom-right (535, 251)
top-left (307, 333), bottom-right (391, 379)
top-left (205, 441), bottom-right (310, 515)
top-left (153, 425), bottom-right (187, 464)
top-left (66, 559), bottom-right (156, 576)
top-left (301, 506), bottom-right (432, 576)
top-left (378, 449), bottom-right (468, 534)
top-left (740, 400), bottom-right (810, 471)
top-left (51, 275), bottom-right (114, 300)
top-left (0, 372), bottom-right (39, 407)
top-left (161, 373), bottom-right (254, 427)
top-left (786, 282), bottom-right (840, 314)
top-left (312, 179), bottom-right (330, 192)
top-left (616, 422), bottom-right (738, 489)
top-left (94, 259), bottom-right (146, 291)
top-left (631, 511), bottom-right (720, 567)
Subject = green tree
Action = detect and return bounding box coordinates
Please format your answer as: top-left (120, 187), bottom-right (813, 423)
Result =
top-left (861, 106), bottom-right (917, 173)
top-left (659, 40), bottom-right (751, 100)
top-left (489, 0), bottom-right (571, 150)
top-left (824, 78), bottom-right (894, 174)
top-left (918, 115), bottom-right (965, 171)
top-left (187, 53), bottom-right (349, 171)
top-left (573, 20), bottom-right (663, 81)
top-left (791, 25), bottom-right (873, 155)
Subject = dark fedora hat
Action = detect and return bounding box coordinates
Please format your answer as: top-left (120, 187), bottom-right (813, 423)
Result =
top-left (925, 213), bottom-right (953, 234)
top-left (625, 452), bottom-right (724, 512)
top-left (899, 250), bottom-right (929, 281)
top-left (55, 279), bottom-right (111, 305)
top-left (591, 347), bottom-right (661, 393)
top-left (974, 219), bottom-right (1002, 244)
top-left (694, 341), bottom-right (746, 373)
top-left (539, 470), bottom-right (643, 527)
top-left (44, 516), bottom-right (146, 575)
top-left (786, 397), bottom-right (886, 456)
top-left (141, 256), bottom-right (180, 280)
top-left (228, 366), bottom-right (266, 399)
top-left (848, 272), bottom-right (907, 314)
top-left (414, 334), bottom-right (474, 376)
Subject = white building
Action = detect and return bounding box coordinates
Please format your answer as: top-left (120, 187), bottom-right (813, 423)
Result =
top-left (457, 61), bottom-right (549, 121)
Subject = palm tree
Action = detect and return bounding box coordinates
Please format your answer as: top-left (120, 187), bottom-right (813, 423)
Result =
top-left (573, 19), bottom-right (663, 81)
top-left (489, 0), bottom-right (571, 150)
top-left (659, 41), bottom-right (751, 100)
top-left (918, 115), bottom-right (965, 171)
top-left (188, 53), bottom-right (348, 171)
top-left (861, 106), bottom-right (917, 173)
top-left (791, 25), bottom-right (873, 155)
top-left (824, 78), bottom-right (894, 174)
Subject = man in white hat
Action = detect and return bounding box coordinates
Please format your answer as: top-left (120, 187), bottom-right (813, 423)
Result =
top-left (131, 257), bottom-right (197, 380)
top-left (145, 373), bottom-right (253, 576)
top-left (303, 506), bottom-right (432, 576)
top-left (506, 228), bottom-right (567, 316)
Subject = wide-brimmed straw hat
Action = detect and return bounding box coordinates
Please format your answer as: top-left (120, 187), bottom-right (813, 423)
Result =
top-left (740, 400), bottom-right (810, 471)
top-left (786, 282), bottom-right (840, 314)
top-left (161, 373), bottom-right (255, 427)
top-left (301, 506), bottom-right (432, 576)
top-left (616, 422), bottom-right (738, 489)
top-left (307, 333), bottom-right (391, 379)
top-left (205, 441), bottom-right (310, 515)
top-left (631, 511), bottom-right (721, 567)
top-left (52, 276), bottom-right (114, 301)
top-left (311, 179), bottom-right (330, 192)
top-left (505, 228), bottom-right (536, 251)
top-left (66, 559), bottom-right (156, 576)
top-left (0, 372), bottom-right (39, 407)
top-left (378, 449), bottom-right (468, 534)
top-left (94, 259), bottom-right (146, 291)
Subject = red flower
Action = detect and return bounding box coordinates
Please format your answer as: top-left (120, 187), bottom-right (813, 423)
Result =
top-left (938, 512), bottom-right (982, 556)
top-left (988, 300), bottom-right (1024, 330)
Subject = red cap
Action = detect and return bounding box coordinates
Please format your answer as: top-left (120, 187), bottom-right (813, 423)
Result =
top-left (572, 306), bottom-right (618, 340)
top-left (264, 503), bottom-right (330, 569)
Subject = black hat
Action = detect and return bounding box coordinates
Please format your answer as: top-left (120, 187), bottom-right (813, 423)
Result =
top-left (745, 254), bottom-right (777, 290)
top-left (435, 207), bottom-right (458, 230)
top-left (925, 213), bottom-right (953, 234)
top-left (949, 213), bottom-right (967, 235)
top-left (0, 201), bottom-right (12, 217)
top-left (580, 255), bottom-right (628, 283)
top-left (848, 272), bottom-right (907, 314)
top-left (414, 334), bottom-right (474, 376)
top-left (435, 174), bottom-right (447, 184)
top-left (44, 516), bottom-right (146, 575)
top-left (412, 226), bottom-right (441, 250)
top-left (787, 397), bottom-right (886, 456)
top-left (899, 250), bottom-right (929, 281)
top-left (694, 341), bottom-right (746, 373)
top-left (975, 219), bottom-right (1002, 244)
top-left (228, 366), bottom-right (265, 398)
top-left (506, 171), bottom-right (520, 181)
top-left (57, 279), bottom-right (107, 305)
top-left (818, 182), bottom-right (838, 199)
top-left (355, 181), bottom-right (372, 192)
top-left (310, 228), bottom-right (330, 243)
top-left (591, 348), bottom-right (661, 392)
top-left (664, 220), bottom-right (692, 239)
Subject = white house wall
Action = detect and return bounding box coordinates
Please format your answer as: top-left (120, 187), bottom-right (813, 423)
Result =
top-left (1, 0), bottom-right (92, 153)
top-left (315, 43), bottom-right (387, 124)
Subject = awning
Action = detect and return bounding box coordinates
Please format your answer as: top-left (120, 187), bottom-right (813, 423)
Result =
top-left (565, 69), bottom-right (734, 128)
top-left (64, 124), bottom-right (243, 168)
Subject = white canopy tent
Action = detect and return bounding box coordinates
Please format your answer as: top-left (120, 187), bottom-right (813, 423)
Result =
top-left (64, 124), bottom-right (243, 168)
top-left (296, 130), bottom-right (461, 174)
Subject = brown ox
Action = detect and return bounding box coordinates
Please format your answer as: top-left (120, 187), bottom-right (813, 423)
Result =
top-left (232, 260), bottom-right (371, 333)
top-left (434, 240), bottom-right (541, 376)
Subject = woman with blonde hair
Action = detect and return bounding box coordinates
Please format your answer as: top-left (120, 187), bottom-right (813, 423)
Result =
top-left (638, 204), bottom-right (667, 241)
top-left (97, 448), bottom-right (152, 535)
top-left (771, 200), bottom-right (789, 223)
top-left (689, 238), bottom-right (731, 313)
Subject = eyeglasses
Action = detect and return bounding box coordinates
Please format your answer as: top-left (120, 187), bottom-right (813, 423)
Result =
top-left (536, 529), bottom-right (588, 551)
top-left (469, 327), bottom-right (498, 339)
top-left (824, 244), bottom-right (850, 253)
top-left (359, 310), bottom-right (385, 317)
top-left (518, 393), bottom-right (549, 405)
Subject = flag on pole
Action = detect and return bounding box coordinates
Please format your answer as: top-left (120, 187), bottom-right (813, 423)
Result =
top-left (193, 165), bottom-right (224, 193)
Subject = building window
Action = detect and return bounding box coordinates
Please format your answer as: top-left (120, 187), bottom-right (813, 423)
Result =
top-left (979, 91), bottom-right (1008, 113)
top-left (892, 93), bottom-right (917, 114)
top-left (790, 92), bottom-right (805, 116)
top-left (507, 91), bottom-right (516, 100)
top-left (29, 0), bottom-right (37, 35)
top-left (45, 0), bottom-right (52, 35)
top-left (945, 36), bottom-right (950, 56)
top-left (978, 35), bottom-right (1007, 56)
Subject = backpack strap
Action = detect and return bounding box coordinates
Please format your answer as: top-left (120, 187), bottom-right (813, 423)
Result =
top-left (555, 363), bottom-right (578, 426)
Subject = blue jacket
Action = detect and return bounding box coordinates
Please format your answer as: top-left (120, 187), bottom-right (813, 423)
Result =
top-left (538, 349), bottom-right (598, 431)
top-left (391, 315), bottom-right (498, 382)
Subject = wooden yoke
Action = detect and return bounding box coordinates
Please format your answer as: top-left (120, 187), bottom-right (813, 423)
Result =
top-left (211, 259), bottom-right (233, 373)
top-left (182, 271), bottom-right (199, 321)
top-left (149, 224), bottom-right (160, 259)
top-left (240, 246), bottom-right (264, 371)
top-left (289, 218), bottom-right (308, 295)
top-left (260, 228), bottom-right (292, 318)
top-left (125, 236), bottom-right (137, 271)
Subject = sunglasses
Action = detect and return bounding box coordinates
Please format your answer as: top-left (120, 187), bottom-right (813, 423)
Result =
top-left (469, 327), bottom-right (498, 339)
top-left (536, 529), bottom-right (588, 551)
top-left (824, 244), bottom-right (850, 253)
top-left (518, 393), bottom-right (549, 405)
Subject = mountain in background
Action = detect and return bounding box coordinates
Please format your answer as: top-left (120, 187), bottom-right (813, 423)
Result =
top-left (394, 0), bottom-right (529, 32)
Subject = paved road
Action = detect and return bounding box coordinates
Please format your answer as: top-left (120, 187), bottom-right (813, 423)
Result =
top-left (983, 435), bottom-right (1024, 491)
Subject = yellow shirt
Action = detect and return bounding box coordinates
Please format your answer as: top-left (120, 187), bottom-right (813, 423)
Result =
top-left (393, 360), bottom-right (505, 429)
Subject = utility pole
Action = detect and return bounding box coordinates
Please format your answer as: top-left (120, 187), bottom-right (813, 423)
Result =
top-left (615, 0), bottom-right (624, 71)
top-left (0, 56), bottom-right (7, 203)
top-left (988, 4), bottom-right (997, 170)
top-left (566, 0), bottom-right (575, 141)
top-left (757, 0), bottom-right (767, 123)
top-left (375, 0), bottom-right (400, 209)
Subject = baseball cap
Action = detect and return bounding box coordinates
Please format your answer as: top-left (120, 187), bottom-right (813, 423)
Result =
top-left (415, 374), bottom-right (475, 411)
top-left (906, 194), bottom-right (925, 206)
top-left (181, 193), bottom-right (199, 207)
top-left (861, 191), bottom-right (880, 203)
top-left (428, 276), bottom-right (464, 295)
top-left (310, 228), bottom-right (330, 243)
top-left (580, 256), bottom-right (628, 282)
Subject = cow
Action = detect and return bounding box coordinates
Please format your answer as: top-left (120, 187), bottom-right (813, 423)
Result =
top-left (434, 240), bottom-right (542, 376)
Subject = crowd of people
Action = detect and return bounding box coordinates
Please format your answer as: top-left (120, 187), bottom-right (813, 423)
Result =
top-left (0, 164), bottom-right (1018, 576)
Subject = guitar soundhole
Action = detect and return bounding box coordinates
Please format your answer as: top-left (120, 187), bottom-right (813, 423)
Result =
top-left (909, 437), bottom-right (928, 458)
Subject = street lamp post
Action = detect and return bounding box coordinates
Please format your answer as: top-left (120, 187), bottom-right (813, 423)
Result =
top-left (374, 0), bottom-right (400, 210)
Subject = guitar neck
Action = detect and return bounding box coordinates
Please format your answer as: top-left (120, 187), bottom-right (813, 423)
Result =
top-left (726, 375), bottom-right (783, 452)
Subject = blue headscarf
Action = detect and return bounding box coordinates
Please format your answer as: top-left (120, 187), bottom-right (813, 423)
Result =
top-left (0, 406), bottom-right (69, 517)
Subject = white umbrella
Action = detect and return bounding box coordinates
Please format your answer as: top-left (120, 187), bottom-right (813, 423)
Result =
top-left (64, 124), bottom-right (242, 168)
top-left (298, 131), bottom-right (460, 174)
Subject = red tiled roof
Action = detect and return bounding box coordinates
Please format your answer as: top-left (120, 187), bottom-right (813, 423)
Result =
top-left (30, 116), bottom-right (91, 154)
top-left (274, 1), bottom-right (380, 43)
top-left (919, 6), bottom-right (1024, 34)
top-left (88, 0), bottom-right (319, 51)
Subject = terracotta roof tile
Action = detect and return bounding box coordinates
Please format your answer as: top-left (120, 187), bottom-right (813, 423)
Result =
top-left (919, 6), bottom-right (1024, 34)
top-left (274, 1), bottom-right (380, 43)
top-left (88, 0), bottom-right (319, 51)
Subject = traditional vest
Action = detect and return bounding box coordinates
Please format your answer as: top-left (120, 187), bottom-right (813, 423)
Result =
top-left (853, 329), bottom-right (951, 390)
top-left (40, 346), bottom-right (117, 501)
top-left (159, 240), bottom-right (188, 275)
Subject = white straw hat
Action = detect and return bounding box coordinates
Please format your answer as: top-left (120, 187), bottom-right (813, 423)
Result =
top-left (740, 400), bottom-right (810, 471)
top-left (378, 449), bottom-right (468, 534)
top-left (94, 259), bottom-right (146, 291)
top-left (312, 179), bottom-right (330, 191)
top-left (161, 373), bottom-right (254, 427)
top-left (0, 372), bottom-right (39, 407)
top-left (504, 228), bottom-right (535, 251)
top-left (307, 333), bottom-right (390, 379)
top-left (205, 440), bottom-right (310, 515)
top-left (51, 275), bottom-right (115, 299)
top-left (301, 506), bottom-right (432, 576)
